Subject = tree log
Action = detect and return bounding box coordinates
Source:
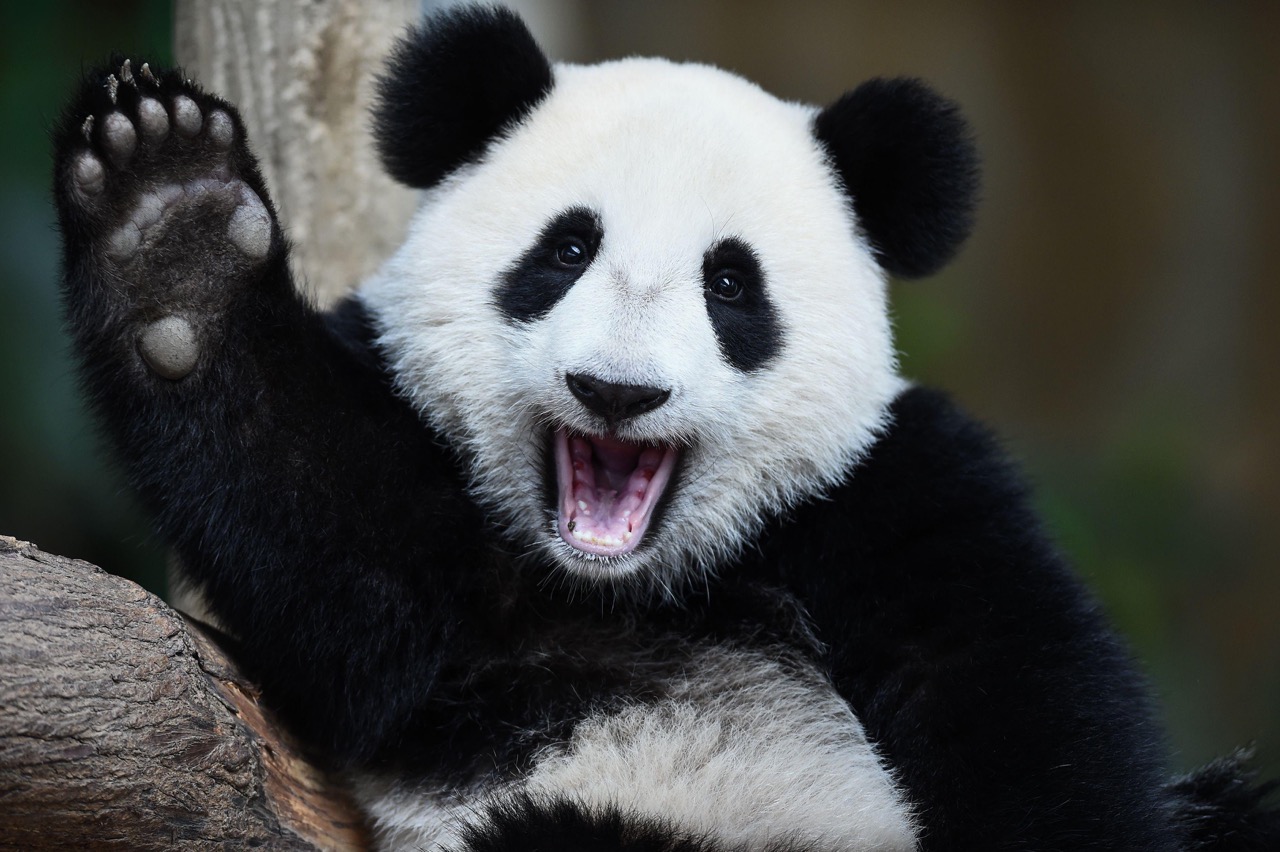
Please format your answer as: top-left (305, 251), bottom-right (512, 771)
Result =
top-left (0, 535), bottom-right (369, 851)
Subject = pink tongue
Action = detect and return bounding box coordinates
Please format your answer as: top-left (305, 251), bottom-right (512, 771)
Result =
top-left (557, 429), bottom-right (676, 556)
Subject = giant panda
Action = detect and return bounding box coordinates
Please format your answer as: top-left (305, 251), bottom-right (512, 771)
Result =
top-left (52, 5), bottom-right (1278, 851)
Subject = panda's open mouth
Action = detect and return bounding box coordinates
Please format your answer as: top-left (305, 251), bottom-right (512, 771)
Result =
top-left (553, 427), bottom-right (679, 558)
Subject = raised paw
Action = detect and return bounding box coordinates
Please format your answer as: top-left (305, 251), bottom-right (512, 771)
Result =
top-left (54, 58), bottom-right (281, 381)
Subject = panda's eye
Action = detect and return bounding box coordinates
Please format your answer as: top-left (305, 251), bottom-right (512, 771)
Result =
top-left (555, 239), bottom-right (588, 267)
top-left (707, 271), bottom-right (744, 301)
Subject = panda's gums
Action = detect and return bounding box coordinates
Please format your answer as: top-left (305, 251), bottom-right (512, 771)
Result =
top-left (554, 427), bottom-right (679, 557)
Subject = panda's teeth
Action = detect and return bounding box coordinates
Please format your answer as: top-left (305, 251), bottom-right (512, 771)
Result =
top-left (570, 526), bottom-right (631, 548)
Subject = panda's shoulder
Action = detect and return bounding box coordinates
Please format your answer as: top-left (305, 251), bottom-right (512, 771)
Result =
top-left (324, 293), bottom-right (384, 373)
top-left (753, 384), bottom-right (1085, 619)
top-left (845, 385), bottom-right (1039, 537)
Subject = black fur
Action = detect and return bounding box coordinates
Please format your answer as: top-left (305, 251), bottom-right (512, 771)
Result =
top-left (741, 387), bottom-right (1178, 848)
top-left (53, 22), bottom-right (1278, 852)
top-left (54, 57), bottom-right (485, 771)
top-left (324, 293), bottom-right (384, 374)
top-left (496, 206), bottom-right (603, 323)
top-left (702, 238), bottom-right (783, 372)
top-left (1169, 752), bottom-right (1280, 850)
top-left (374, 5), bottom-right (554, 189)
top-left (814, 77), bottom-right (980, 279)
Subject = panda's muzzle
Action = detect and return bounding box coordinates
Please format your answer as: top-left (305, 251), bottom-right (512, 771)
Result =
top-left (554, 374), bottom-right (678, 558)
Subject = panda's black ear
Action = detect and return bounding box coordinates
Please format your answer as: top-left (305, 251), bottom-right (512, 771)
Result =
top-left (814, 78), bottom-right (980, 279)
top-left (373, 5), bottom-right (553, 189)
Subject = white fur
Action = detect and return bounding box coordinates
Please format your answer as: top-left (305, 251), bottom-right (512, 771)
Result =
top-left (361, 58), bottom-right (903, 591)
top-left (354, 647), bottom-right (918, 851)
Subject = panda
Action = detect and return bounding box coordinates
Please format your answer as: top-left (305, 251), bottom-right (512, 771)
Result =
top-left (52, 5), bottom-right (1278, 851)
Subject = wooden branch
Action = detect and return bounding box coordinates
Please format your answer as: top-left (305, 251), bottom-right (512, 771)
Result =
top-left (0, 535), bottom-right (370, 851)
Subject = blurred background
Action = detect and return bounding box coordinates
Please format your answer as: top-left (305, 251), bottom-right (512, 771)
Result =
top-left (2, 0), bottom-right (1276, 779)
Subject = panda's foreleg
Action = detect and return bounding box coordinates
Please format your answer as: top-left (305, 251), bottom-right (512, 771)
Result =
top-left (52, 60), bottom-right (479, 769)
top-left (766, 390), bottom-right (1179, 850)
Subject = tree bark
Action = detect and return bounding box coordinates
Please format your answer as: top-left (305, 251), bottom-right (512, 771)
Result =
top-left (173, 0), bottom-right (420, 307)
top-left (0, 535), bottom-right (369, 851)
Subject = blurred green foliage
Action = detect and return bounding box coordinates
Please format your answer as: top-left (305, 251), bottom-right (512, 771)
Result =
top-left (0, 0), bottom-right (172, 592)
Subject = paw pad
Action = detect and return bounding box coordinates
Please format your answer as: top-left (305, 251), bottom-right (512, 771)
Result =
top-left (104, 183), bottom-right (186, 260)
top-left (207, 111), bottom-right (234, 150)
top-left (173, 96), bottom-right (202, 138)
top-left (138, 316), bottom-right (199, 380)
top-left (73, 152), bottom-right (105, 196)
top-left (106, 221), bottom-right (141, 259)
top-left (227, 187), bottom-right (271, 260)
top-left (102, 112), bottom-right (137, 165)
top-left (59, 60), bottom-right (276, 349)
top-left (138, 98), bottom-right (169, 143)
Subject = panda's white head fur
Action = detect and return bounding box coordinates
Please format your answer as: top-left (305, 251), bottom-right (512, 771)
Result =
top-left (361, 6), bottom-right (978, 593)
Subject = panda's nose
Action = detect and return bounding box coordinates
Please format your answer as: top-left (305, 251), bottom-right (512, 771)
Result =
top-left (566, 373), bottom-right (671, 423)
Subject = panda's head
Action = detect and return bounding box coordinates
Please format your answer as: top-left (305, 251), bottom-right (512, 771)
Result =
top-left (360, 6), bottom-right (978, 592)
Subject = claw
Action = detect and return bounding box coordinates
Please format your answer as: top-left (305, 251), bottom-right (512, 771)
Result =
top-left (121, 59), bottom-right (134, 85)
top-left (140, 62), bottom-right (157, 84)
top-left (105, 73), bottom-right (119, 104)
top-left (81, 115), bottom-right (95, 143)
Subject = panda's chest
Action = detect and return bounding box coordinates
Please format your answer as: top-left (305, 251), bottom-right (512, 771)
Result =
top-left (356, 646), bottom-right (918, 852)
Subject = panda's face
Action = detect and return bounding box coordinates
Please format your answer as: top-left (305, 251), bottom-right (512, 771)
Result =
top-left (363, 59), bottom-right (903, 590)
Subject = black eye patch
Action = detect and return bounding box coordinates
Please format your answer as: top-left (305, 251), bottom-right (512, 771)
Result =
top-left (702, 238), bottom-right (783, 372)
top-left (496, 207), bottom-right (603, 323)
